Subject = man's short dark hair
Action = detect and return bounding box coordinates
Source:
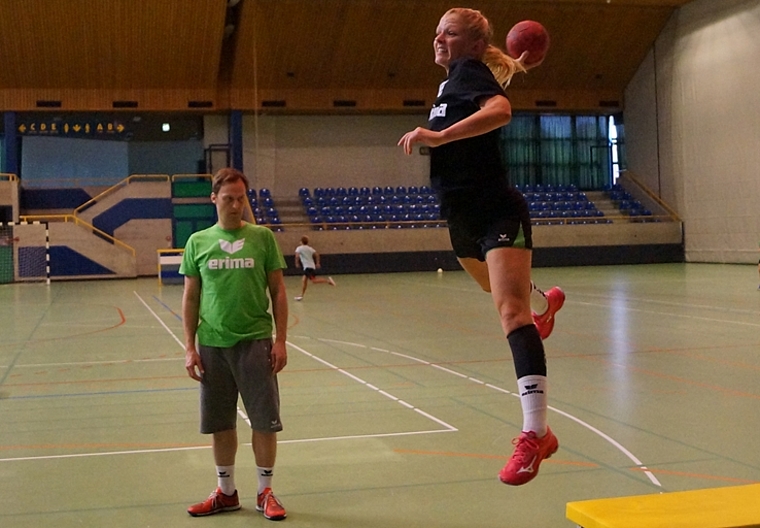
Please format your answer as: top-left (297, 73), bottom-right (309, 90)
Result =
top-left (212, 168), bottom-right (249, 194)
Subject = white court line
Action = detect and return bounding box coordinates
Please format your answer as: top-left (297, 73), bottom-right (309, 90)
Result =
top-left (305, 337), bottom-right (662, 487)
top-left (577, 291), bottom-right (760, 315)
top-left (0, 429), bottom-right (457, 463)
top-left (287, 340), bottom-right (457, 432)
top-left (575, 300), bottom-right (760, 329)
top-left (133, 292), bottom-right (185, 349)
top-left (1, 296), bottom-right (457, 463)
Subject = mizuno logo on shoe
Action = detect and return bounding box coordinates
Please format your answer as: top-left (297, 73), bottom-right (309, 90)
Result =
top-left (517, 456), bottom-right (537, 473)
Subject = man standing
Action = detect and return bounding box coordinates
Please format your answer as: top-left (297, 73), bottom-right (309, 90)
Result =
top-left (181, 168), bottom-right (288, 520)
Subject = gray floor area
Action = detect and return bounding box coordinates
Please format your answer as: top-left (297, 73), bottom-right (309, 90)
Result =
top-left (1, 263), bottom-right (759, 527)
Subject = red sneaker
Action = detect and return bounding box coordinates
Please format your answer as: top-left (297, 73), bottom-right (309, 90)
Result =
top-left (499, 427), bottom-right (559, 486)
top-left (532, 287), bottom-right (565, 339)
top-left (257, 487), bottom-right (287, 521)
top-left (187, 488), bottom-right (240, 517)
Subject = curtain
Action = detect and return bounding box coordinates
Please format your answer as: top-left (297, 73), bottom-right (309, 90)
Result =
top-left (501, 114), bottom-right (613, 190)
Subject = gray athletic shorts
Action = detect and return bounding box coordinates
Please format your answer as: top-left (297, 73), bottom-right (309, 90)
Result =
top-left (198, 339), bottom-right (283, 434)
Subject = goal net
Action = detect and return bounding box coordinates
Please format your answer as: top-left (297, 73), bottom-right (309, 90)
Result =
top-left (0, 222), bottom-right (49, 284)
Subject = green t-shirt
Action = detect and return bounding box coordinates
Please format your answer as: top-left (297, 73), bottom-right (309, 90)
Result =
top-left (179, 223), bottom-right (286, 347)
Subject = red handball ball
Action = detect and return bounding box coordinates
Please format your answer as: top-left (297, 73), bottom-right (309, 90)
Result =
top-left (506, 20), bottom-right (550, 67)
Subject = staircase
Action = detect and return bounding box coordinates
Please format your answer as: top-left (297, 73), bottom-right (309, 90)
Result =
top-left (274, 196), bottom-right (309, 224)
top-left (586, 191), bottom-right (623, 222)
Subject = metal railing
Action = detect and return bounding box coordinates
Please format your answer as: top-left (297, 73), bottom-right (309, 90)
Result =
top-left (18, 214), bottom-right (136, 256)
top-left (74, 174), bottom-right (171, 215)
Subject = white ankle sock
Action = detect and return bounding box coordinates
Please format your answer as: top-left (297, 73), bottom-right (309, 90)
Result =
top-left (530, 282), bottom-right (548, 315)
top-left (517, 375), bottom-right (548, 436)
top-left (216, 465), bottom-right (236, 495)
top-left (257, 466), bottom-right (274, 494)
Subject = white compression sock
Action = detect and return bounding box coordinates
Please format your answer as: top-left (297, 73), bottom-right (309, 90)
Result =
top-left (517, 374), bottom-right (548, 437)
top-left (257, 466), bottom-right (274, 494)
top-left (216, 465), bottom-right (236, 495)
top-left (530, 281), bottom-right (548, 315)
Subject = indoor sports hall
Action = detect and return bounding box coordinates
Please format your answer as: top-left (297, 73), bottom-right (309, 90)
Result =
top-left (2, 1), bottom-right (760, 527)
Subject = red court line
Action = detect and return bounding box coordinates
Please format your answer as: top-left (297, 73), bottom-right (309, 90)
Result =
top-left (577, 355), bottom-right (760, 400)
top-left (0, 306), bottom-right (126, 347)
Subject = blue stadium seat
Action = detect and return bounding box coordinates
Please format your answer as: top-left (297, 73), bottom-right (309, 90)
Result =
top-left (259, 188), bottom-right (271, 198)
top-left (298, 187), bottom-right (310, 197)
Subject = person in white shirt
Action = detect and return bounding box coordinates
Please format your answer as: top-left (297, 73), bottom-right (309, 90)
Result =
top-left (293, 235), bottom-right (335, 301)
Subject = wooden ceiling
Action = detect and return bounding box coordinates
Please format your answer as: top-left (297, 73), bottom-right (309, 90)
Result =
top-left (0, 0), bottom-right (693, 113)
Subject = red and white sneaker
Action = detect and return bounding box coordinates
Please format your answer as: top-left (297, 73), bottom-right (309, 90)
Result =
top-left (499, 427), bottom-right (559, 486)
top-left (257, 487), bottom-right (287, 521)
top-left (532, 287), bottom-right (565, 339)
top-left (187, 488), bottom-right (240, 517)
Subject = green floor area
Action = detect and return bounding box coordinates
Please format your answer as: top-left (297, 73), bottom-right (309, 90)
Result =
top-left (1, 263), bottom-right (759, 527)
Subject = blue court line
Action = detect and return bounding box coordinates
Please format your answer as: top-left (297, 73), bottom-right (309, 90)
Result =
top-left (2, 386), bottom-right (194, 400)
top-left (152, 295), bottom-right (182, 321)
top-left (0, 304), bottom-right (54, 389)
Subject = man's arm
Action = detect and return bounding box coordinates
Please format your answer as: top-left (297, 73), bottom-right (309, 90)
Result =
top-left (182, 275), bottom-right (204, 381)
top-left (267, 268), bottom-right (288, 374)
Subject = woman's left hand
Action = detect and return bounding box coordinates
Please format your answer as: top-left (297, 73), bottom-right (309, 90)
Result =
top-left (398, 127), bottom-right (444, 155)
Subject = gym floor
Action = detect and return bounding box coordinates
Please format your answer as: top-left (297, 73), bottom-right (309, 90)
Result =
top-left (1, 263), bottom-right (759, 527)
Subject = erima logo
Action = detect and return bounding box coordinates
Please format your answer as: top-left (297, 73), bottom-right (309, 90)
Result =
top-left (219, 239), bottom-right (244, 254)
top-left (208, 257), bottom-right (254, 270)
top-left (261, 469), bottom-right (273, 477)
top-left (498, 233), bottom-right (511, 243)
top-left (521, 383), bottom-right (544, 396)
top-left (207, 238), bottom-right (254, 270)
top-left (429, 103), bottom-right (447, 119)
